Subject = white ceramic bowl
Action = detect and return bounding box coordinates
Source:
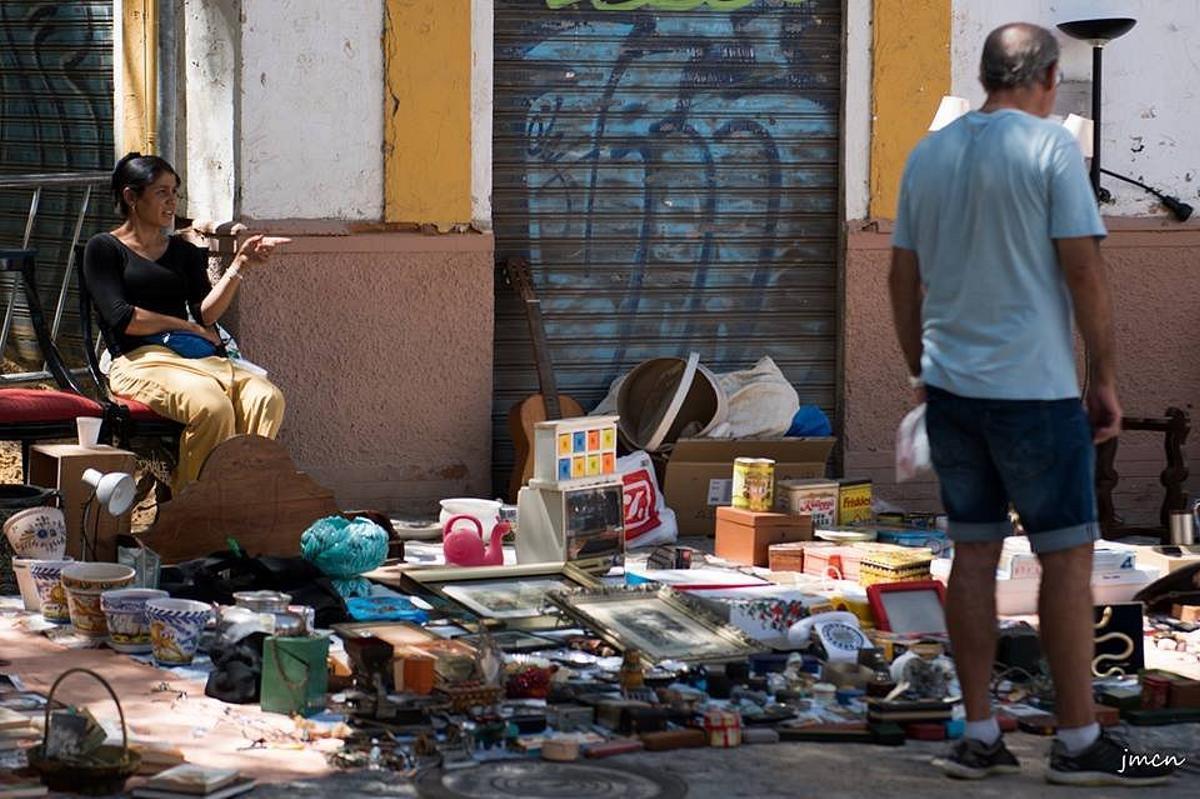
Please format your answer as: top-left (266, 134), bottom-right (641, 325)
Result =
top-left (3, 506), bottom-right (67, 559)
top-left (438, 498), bottom-right (502, 533)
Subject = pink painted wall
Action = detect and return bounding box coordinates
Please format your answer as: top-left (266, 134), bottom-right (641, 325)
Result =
top-left (844, 223), bottom-right (1200, 525)
top-left (226, 230), bottom-right (494, 513)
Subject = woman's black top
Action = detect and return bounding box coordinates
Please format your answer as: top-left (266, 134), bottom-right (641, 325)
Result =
top-left (82, 232), bottom-right (212, 357)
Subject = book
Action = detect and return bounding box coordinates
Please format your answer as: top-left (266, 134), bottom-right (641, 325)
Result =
top-left (0, 775), bottom-right (48, 799)
top-left (0, 708), bottom-right (34, 731)
top-left (865, 698), bottom-right (954, 723)
top-left (145, 765), bottom-right (240, 795)
top-left (131, 778), bottom-right (256, 799)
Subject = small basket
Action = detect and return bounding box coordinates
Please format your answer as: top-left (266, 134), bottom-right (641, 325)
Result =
top-left (26, 667), bottom-right (142, 796)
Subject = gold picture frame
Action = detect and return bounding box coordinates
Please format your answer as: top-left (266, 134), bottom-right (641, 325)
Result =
top-left (401, 563), bottom-right (599, 631)
top-left (546, 584), bottom-right (767, 665)
top-left (330, 620), bottom-right (440, 649)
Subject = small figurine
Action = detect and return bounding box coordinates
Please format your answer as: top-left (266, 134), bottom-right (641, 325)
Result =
top-left (619, 648), bottom-right (645, 694)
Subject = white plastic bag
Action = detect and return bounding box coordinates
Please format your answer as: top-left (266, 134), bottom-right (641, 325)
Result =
top-left (618, 451), bottom-right (678, 549)
top-left (895, 403), bottom-right (931, 482)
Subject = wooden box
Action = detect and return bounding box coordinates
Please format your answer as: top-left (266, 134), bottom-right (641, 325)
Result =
top-left (768, 542), bottom-right (809, 572)
top-left (28, 444), bottom-right (136, 561)
top-left (715, 507), bottom-right (813, 567)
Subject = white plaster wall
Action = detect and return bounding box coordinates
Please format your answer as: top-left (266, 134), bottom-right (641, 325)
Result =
top-left (952, 0), bottom-right (1200, 217)
top-left (843, 0), bottom-right (872, 222)
top-left (239, 0), bottom-right (384, 220)
top-left (471, 0), bottom-right (494, 230)
top-left (183, 0), bottom-right (238, 223)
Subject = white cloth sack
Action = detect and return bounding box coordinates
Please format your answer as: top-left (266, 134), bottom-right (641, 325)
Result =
top-left (618, 450), bottom-right (678, 549)
top-left (594, 355), bottom-right (799, 440)
top-left (895, 403), bottom-right (932, 482)
top-left (705, 356), bottom-right (799, 439)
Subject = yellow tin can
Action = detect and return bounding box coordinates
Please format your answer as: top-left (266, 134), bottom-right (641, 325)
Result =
top-left (733, 458), bottom-right (775, 512)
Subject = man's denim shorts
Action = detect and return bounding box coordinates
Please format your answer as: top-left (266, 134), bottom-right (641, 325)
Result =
top-left (925, 385), bottom-right (1100, 554)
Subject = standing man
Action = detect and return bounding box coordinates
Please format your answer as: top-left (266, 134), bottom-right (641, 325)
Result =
top-left (889, 23), bottom-right (1173, 786)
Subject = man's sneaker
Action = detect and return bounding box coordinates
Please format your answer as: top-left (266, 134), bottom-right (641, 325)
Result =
top-left (1046, 730), bottom-right (1177, 787)
top-left (932, 737), bottom-right (1022, 779)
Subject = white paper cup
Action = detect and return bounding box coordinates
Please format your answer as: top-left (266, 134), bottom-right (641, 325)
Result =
top-left (76, 416), bottom-right (102, 447)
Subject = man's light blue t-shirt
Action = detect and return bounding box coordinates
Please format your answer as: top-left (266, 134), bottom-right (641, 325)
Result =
top-left (892, 109), bottom-right (1106, 401)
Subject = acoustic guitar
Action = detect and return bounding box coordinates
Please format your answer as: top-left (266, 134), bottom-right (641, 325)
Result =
top-left (504, 256), bottom-right (585, 501)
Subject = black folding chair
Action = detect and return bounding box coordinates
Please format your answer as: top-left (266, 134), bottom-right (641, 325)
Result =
top-left (0, 249), bottom-right (106, 474)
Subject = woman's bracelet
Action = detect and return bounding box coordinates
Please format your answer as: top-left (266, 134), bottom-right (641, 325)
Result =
top-left (227, 266), bottom-right (243, 282)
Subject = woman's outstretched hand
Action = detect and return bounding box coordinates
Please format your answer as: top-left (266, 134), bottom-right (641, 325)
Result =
top-left (235, 233), bottom-right (292, 268)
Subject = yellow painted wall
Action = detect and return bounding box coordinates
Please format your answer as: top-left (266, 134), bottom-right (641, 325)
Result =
top-left (384, 0), bottom-right (473, 229)
top-left (870, 0), bottom-right (950, 220)
top-left (119, 0), bottom-right (157, 155)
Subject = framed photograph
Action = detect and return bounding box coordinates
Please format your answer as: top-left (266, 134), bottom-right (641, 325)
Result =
top-left (460, 630), bottom-right (558, 653)
top-left (402, 563), bottom-right (598, 630)
top-left (547, 585), bottom-right (766, 665)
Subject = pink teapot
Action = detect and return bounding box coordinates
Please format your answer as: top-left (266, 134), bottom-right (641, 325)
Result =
top-left (442, 514), bottom-right (507, 567)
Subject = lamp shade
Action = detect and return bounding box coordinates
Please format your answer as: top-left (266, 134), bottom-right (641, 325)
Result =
top-left (1063, 114), bottom-right (1094, 158)
top-left (1057, 18), bottom-right (1136, 46)
top-left (82, 468), bottom-right (137, 516)
top-left (929, 96), bottom-right (970, 131)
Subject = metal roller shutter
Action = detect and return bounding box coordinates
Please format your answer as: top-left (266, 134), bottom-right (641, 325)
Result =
top-left (0, 1), bottom-right (114, 367)
top-left (492, 0), bottom-right (842, 494)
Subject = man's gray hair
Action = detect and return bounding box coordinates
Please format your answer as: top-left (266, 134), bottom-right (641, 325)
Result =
top-left (979, 23), bottom-right (1060, 92)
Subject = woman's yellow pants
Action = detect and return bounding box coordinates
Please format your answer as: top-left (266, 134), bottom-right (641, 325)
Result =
top-left (109, 346), bottom-right (285, 491)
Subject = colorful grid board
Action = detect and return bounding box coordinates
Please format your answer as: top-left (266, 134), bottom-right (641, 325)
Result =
top-left (533, 416), bottom-right (619, 486)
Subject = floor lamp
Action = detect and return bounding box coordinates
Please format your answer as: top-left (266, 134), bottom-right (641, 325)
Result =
top-left (1057, 17), bottom-right (1192, 221)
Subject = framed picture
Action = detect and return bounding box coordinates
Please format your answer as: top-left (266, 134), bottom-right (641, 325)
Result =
top-left (460, 630), bottom-right (558, 653)
top-left (402, 563), bottom-right (598, 630)
top-left (331, 620), bottom-right (440, 650)
top-left (866, 580), bottom-right (947, 635)
top-left (546, 585), bottom-right (766, 665)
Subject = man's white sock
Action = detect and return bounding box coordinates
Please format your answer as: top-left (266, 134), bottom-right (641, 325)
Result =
top-left (1056, 722), bottom-right (1100, 755)
top-left (964, 717), bottom-right (1001, 745)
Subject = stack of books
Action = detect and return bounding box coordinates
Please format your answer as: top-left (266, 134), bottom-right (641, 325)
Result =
top-left (131, 765), bottom-right (255, 799)
top-left (0, 707), bottom-right (39, 752)
top-left (0, 774), bottom-right (48, 799)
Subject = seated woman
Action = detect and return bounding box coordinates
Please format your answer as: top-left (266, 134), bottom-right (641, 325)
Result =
top-left (83, 152), bottom-right (288, 491)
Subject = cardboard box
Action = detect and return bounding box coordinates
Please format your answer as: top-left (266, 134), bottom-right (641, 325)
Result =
top-left (1172, 604), bottom-right (1200, 623)
top-left (715, 507), bottom-right (813, 567)
top-left (664, 437), bottom-right (834, 536)
top-left (1136, 545), bottom-right (1200, 576)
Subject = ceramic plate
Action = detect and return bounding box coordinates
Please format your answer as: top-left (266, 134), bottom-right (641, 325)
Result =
top-left (815, 529), bottom-right (878, 543)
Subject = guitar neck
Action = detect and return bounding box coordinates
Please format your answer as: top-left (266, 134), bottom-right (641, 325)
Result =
top-left (523, 298), bottom-right (563, 420)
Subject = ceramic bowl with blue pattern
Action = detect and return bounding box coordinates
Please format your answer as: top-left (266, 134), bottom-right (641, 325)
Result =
top-left (146, 598), bottom-right (214, 665)
top-left (3, 506), bottom-right (67, 560)
top-left (28, 558), bottom-right (74, 623)
top-left (101, 588), bottom-right (169, 653)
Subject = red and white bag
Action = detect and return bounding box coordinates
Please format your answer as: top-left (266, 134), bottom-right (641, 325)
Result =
top-left (618, 451), bottom-right (678, 550)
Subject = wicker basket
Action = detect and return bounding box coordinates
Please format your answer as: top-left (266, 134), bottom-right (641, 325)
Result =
top-left (26, 667), bottom-right (142, 796)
